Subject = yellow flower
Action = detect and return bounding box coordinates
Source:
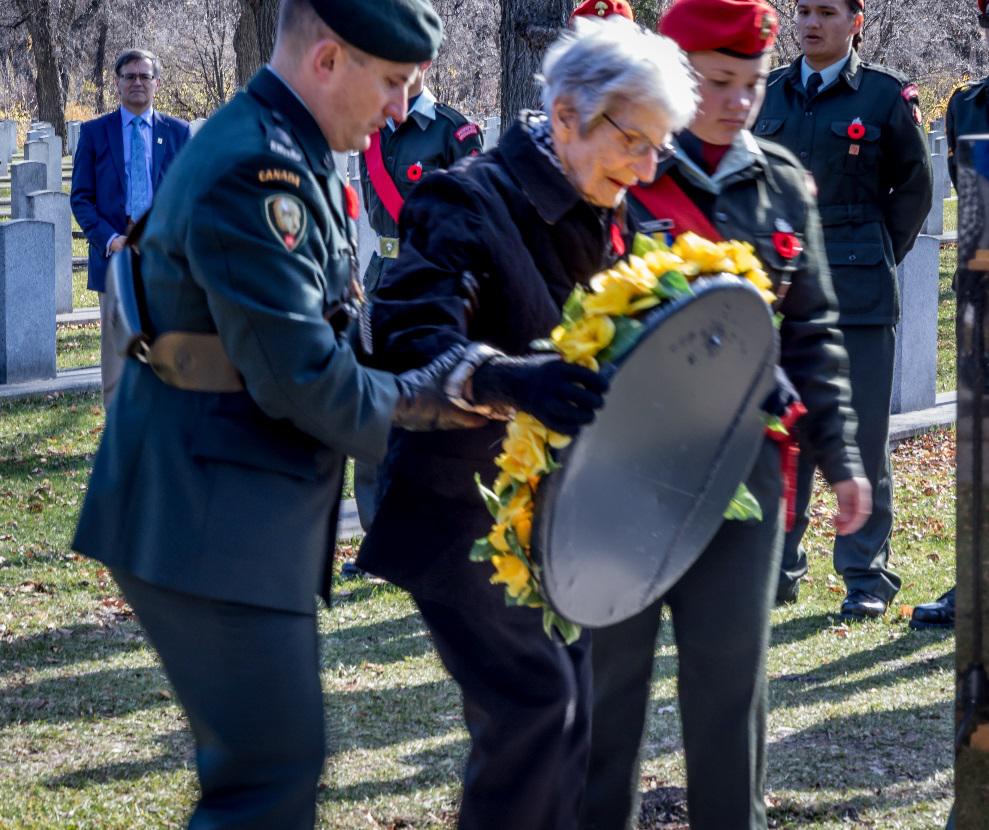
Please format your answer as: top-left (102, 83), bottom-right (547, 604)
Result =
top-left (488, 523), bottom-right (510, 553)
top-left (745, 268), bottom-right (772, 291)
top-left (497, 485), bottom-right (533, 525)
top-left (514, 512), bottom-right (533, 548)
top-left (642, 249), bottom-right (686, 277)
top-left (551, 315), bottom-right (615, 369)
top-left (672, 232), bottom-right (735, 274)
top-left (493, 471), bottom-right (513, 495)
top-left (726, 240), bottom-right (763, 275)
top-left (583, 275), bottom-right (638, 317)
top-left (614, 256), bottom-right (659, 293)
top-left (498, 428), bottom-right (550, 482)
top-left (490, 554), bottom-right (531, 598)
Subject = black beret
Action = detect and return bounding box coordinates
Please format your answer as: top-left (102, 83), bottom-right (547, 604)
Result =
top-left (313, 0), bottom-right (443, 63)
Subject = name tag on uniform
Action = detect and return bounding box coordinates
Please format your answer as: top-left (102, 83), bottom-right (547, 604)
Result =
top-left (848, 145), bottom-right (860, 156)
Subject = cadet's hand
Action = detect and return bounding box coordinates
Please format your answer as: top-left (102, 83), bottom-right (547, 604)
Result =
top-left (832, 476), bottom-right (872, 536)
top-left (393, 349), bottom-right (488, 432)
top-left (471, 354), bottom-right (609, 436)
top-left (108, 235), bottom-right (127, 254)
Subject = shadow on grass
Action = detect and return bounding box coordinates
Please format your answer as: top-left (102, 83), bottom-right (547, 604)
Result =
top-left (318, 738), bottom-right (469, 803)
top-left (769, 702), bottom-right (951, 791)
top-left (0, 621), bottom-right (145, 677)
top-left (42, 729), bottom-right (192, 789)
top-left (770, 614), bottom-right (836, 647)
top-left (326, 608), bottom-right (433, 667)
top-left (0, 665), bottom-right (172, 728)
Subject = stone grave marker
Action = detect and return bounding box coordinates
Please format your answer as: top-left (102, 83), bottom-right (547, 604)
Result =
top-left (67, 121), bottom-right (82, 157)
top-left (10, 161), bottom-right (46, 219)
top-left (42, 133), bottom-right (62, 191)
top-left (0, 120), bottom-right (16, 174)
top-left (0, 220), bottom-right (56, 384)
top-left (27, 190), bottom-right (73, 314)
top-left (482, 116), bottom-right (501, 151)
top-left (891, 234), bottom-right (940, 413)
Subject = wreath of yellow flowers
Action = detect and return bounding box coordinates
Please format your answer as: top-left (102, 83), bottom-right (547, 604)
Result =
top-left (471, 231), bottom-right (779, 643)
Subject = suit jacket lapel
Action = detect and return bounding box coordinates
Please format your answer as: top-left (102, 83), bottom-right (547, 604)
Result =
top-left (151, 112), bottom-right (165, 189)
top-left (107, 109), bottom-right (127, 196)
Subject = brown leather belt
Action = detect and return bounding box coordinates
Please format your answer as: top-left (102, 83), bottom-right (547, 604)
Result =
top-left (135, 332), bottom-right (244, 393)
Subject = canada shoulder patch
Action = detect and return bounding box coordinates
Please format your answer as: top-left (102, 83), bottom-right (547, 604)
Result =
top-left (258, 168), bottom-right (301, 189)
top-left (263, 193), bottom-right (307, 252)
top-left (454, 122), bottom-right (480, 143)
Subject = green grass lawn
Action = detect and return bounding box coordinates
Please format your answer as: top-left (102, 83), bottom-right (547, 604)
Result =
top-left (937, 246), bottom-right (956, 393)
top-left (0, 391), bottom-right (955, 829)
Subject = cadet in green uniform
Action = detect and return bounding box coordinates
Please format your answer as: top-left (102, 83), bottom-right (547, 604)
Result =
top-left (910, 0), bottom-right (989, 630)
top-left (354, 64), bottom-right (482, 528)
top-left (71, 1), bottom-right (491, 827)
top-left (755, 0), bottom-right (933, 619)
top-left (579, 2), bottom-right (869, 828)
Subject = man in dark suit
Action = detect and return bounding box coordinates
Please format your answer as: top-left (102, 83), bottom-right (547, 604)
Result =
top-left (70, 48), bottom-right (191, 408)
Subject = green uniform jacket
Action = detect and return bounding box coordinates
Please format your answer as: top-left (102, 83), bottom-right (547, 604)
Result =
top-left (946, 77), bottom-right (989, 189)
top-left (359, 94), bottom-right (482, 292)
top-left (73, 68), bottom-right (399, 614)
top-left (628, 132), bottom-right (862, 485)
top-left (755, 52), bottom-right (933, 326)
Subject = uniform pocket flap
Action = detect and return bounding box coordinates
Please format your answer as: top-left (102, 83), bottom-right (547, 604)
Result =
top-left (753, 118), bottom-right (784, 136)
top-left (824, 240), bottom-right (884, 267)
top-left (830, 121), bottom-right (880, 142)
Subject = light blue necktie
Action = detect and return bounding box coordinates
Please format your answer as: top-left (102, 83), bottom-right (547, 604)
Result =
top-left (129, 118), bottom-right (150, 218)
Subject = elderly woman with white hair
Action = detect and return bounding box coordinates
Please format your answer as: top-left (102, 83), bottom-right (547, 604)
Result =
top-left (355, 18), bottom-right (697, 830)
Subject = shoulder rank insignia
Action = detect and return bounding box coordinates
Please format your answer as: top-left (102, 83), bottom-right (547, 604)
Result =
top-left (454, 122), bottom-right (480, 143)
top-left (264, 193), bottom-right (307, 252)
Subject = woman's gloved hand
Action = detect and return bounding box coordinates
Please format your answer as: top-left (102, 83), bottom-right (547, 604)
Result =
top-left (471, 354), bottom-right (609, 435)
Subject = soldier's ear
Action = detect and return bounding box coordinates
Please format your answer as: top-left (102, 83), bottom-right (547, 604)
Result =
top-left (851, 11), bottom-right (864, 34)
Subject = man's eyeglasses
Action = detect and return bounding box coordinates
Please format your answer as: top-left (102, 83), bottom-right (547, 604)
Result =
top-left (119, 72), bottom-right (156, 83)
top-left (602, 113), bottom-right (675, 162)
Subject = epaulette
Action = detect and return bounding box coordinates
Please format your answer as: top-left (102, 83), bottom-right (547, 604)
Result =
top-left (435, 102), bottom-right (471, 127)
top-left (951, 78), bottom-right (989, 102)
top-left (858, 61), bottom-right (910, 88)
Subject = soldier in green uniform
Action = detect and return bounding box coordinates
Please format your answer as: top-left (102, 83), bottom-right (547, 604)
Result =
top-left (70, 1), bottom-right (494, 827)
top-left (910, 0), bottom-right (989, 630)
top-left (579, 1), bottom-right (869, 827)
top-left (354, 63), bottom-right (483, 529)
top-left (755, 0), bottom-right (933, 618)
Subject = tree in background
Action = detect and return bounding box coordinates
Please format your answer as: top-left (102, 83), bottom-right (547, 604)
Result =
top-left (498, 0), bottom-right (569, 126)
top-left (233, 0), bottom-right (278, 87)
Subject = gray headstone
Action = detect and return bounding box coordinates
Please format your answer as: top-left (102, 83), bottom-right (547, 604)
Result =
top-left (24, 140), bottom-right (48, 189)
top-left (67, 121), bottom-right (81, 157)
top-left (42, 133), bottom-right (62, 191)
top-left (0, 220), bottom-right (56, 384)
top-left (891, 234), bottom-right (940, 414)
top-left (927, 130), bottom-right (944, 155)
top-left (26, 190), bottom-right (72, 314)
top-left (923, 154), bottom-right (945, 235)
top-left (190, 117), bottom-right (207, 136)
top-left (0, 120), bottom-right (16, 177)
top-left (10, 161), bottom-right (46, 219)
top-left (482, 116), bottom-right (501, 151)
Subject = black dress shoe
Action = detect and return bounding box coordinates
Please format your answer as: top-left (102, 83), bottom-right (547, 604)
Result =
top-left (340, 560), bottom-right (367, 579)
top-left (775, 579), bottom-right (800, 607)
top-left (909, 587), bottom-right (955, 630)
top-left (840, 590), bottom-right (887, 620)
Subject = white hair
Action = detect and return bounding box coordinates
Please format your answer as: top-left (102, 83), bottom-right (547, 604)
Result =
top-left (538, 17), bottom-right (697, 134)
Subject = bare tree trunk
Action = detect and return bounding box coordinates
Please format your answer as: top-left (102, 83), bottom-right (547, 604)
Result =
top-left (234, 0), bottom-right (278, 88)
top-left (15, 0), bottom-right (68, 140)
top-left (93, 16), bottom-right (108, 113)
top-left (499, 0), bottom-right (569, 127)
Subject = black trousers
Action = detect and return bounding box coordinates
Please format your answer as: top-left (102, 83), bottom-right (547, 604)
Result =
top-left (779, 325), bottom-right (901, 602)
top-left (579, 440), bottom-right (782, 830)
top-left (113, 570), bottom-right (325, 830)
top-left (413, 592), bottom-right (592, 830)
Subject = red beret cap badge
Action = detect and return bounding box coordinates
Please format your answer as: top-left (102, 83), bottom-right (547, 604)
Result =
top-left (847, 118), bottom-right (866, 140)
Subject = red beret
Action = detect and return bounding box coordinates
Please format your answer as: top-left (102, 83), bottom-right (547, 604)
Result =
top-left (659, 0), bottom-right (778, 58)
top-left (569, 0), bottom-right (634, 22)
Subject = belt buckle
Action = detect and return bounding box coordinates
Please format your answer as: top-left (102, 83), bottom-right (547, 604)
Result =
top-left (379, 237), bottom-right (399, 259)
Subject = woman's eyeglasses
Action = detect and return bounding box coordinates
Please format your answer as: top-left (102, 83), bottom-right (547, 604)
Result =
top-left (602, 113), bottom-right (675, 162)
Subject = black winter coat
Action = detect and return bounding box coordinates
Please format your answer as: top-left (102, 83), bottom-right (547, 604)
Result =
top-left (357, 116), bottom-right (619, 597)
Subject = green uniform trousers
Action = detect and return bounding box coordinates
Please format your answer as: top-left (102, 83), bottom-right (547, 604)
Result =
top-left (780, 325), bottom-right (901, 601)
top-left (578, 439), bottom-right (782, 830)
top-left (113, 571), bottom-right (325, 830)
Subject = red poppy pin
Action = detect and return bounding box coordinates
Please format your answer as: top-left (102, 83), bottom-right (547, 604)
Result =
top-left (343, 183), bottom-right (360, 220)
top-left (407, 162), bottom-right (423, 182)
top-left (772, 219), bottom-right (802, 260)
top-left (847, 118), bottom-right (866, 140)
top-left (610, 222), bottom-right (626, 257)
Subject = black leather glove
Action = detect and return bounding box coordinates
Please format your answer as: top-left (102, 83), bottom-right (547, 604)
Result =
top-left (761, 365), bottom-right (800, 417)
top-left (471, 354), bottom-right (609, 436)
top-left (393, 347), bottom-right (488, 431)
